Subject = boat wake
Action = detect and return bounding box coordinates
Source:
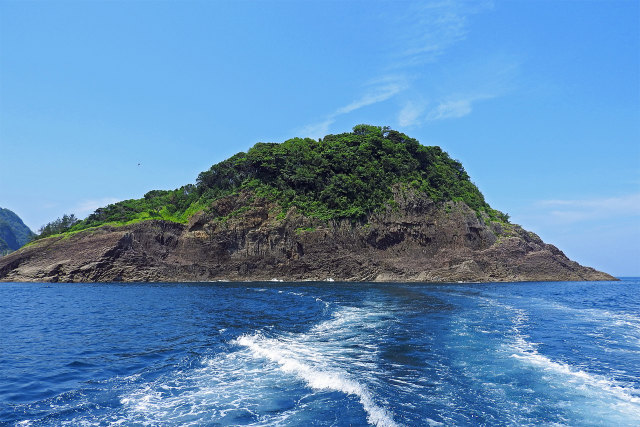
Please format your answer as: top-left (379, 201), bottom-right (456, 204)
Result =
top-left (114, 299), bottom-right (397, 426)
top-left (495, 300), bottom-right (640, 423)
top-left (234, 305), bottom-right (398, 427)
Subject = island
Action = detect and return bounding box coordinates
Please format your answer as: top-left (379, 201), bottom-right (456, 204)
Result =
top-left (0, 125), bottom-right (615, 283)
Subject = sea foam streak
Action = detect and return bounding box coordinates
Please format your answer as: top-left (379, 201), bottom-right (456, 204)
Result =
top-left (509, 335), bottom-right (640, 416)
top-left (117, 350), bottom-right (303, 426)
top-left (234, 305), bottom-right (398, 427)
top-left (115, 300), bottom-right (397, 426)
top-left (235, 334), bottom-right (396, 427)
top-left (464, 295), bottom-right (640, 424)
top-left (484, 293), bottom-right (640, 339)
top-left (496, 301), bottom-right (640, 422)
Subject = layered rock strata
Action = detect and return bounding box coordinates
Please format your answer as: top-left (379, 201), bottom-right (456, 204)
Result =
top-left (0, 190), bottom-right (615, 283)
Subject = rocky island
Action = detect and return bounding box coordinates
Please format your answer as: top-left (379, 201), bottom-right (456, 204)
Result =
top-left (0, 126), bottom-right (615, 282)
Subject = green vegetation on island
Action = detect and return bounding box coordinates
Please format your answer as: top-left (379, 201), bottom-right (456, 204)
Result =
top-left (36, 214), bottom-right (81, 239)
top-left (33, 125), bottom-right (509, 240)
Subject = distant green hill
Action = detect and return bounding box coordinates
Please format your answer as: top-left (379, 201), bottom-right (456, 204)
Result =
top-left (35, 125), bottom-right (508, 240)
top-left (0, 208), bottom-right (34, 255)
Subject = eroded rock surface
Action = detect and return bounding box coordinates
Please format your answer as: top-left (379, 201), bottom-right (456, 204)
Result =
top-left (0, 190), bottom-right (615, 283)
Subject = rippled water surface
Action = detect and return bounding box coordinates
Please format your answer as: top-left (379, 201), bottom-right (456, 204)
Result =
top-left (1, 279), bottom-right (639, 426)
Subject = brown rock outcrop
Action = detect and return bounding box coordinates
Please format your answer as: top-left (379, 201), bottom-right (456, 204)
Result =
top-left (0, 189), bottom-right (616, 283)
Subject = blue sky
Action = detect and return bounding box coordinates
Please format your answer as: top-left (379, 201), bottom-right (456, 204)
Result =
top-left (0, 0), bottom-right (638, 275)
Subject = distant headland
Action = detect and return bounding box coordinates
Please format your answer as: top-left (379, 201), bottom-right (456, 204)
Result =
top-left (0, 125), bottom-right (615, 282)
top-left (0, 207), bottom-right (34, 257)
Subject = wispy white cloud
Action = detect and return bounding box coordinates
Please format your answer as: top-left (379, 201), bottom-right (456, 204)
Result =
top-left (426, 99), bottom-right (472, 121)
top-left (299, 76), bottom-right (408, 138)
top-left (299, 0), bottom-right (499, 136)
top-left (395, 1), bottom-right (491, 65)
top-left (391, 2), bottom-right (520, 127)
top-left (298, 119), bottom-right (336, 141)
top-left (336, 79), bottom-right (406, 115)
top-left (398, 92), bottom-right (496, 126)
top-left (73, 197), bottom-right (120, 217)
top-left (534, 193), bottom-right (640, 225)
top-left (397, 100), bottom-right (426, 127)
top-left (426, 93), bottom-right (497, 122)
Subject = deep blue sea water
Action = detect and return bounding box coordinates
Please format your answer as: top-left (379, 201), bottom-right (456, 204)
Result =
top-left (1, 279), bottom-right (639, 426)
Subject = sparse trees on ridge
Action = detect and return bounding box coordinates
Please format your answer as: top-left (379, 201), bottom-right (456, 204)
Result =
top-left (36, 214), bottom-right (80, 239)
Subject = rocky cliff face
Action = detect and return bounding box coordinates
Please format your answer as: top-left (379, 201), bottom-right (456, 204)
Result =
top-left (0, 189), bottom-right (615, 283)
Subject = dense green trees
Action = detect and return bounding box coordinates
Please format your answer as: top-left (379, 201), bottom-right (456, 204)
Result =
top-left (195, 125), bottom-right (506, 221)
top-left (36, 125), bottom-right (508, 238)
top-left (79, 185), bottom-right (199, 229)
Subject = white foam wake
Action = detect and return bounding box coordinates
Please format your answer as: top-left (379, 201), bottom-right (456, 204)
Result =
top-left (486, 293), bottom-right (640, 341)
top-left (235, 333), bottom-right (398, 427)
top-left (500, 305), bottom-right (640, 422)
top-left (479, 296), bottom-right (640, 422)
top-left (510, 335), bottom-right (640, 412)
top-left (115, 303), bottom-right (398, 426)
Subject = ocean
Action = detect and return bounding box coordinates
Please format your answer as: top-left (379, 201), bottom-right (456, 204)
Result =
top-left (1, 279), bottom-right (638, 426)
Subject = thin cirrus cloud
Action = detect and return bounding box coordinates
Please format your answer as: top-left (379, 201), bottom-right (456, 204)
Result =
top-left (298, 78), bottom-right (408, 139)
top-left (398, 101), bottom-right (426, 127)
top-left (392, 1), bottom-right (519, 128)
top-left (393, 0), bottom-right (491, 66)
top-left (73, 197), bottom-right (120, 217)
top-left (335, 79), bottom-right (407, 115)
top-left (298, 1), bottom-right (488, 137)
top-left (534, 193), bottom-right (640, 224)
top-left (426, 99), bottom-right (473, 121)
top-left (399, 93), bottom-right (497, 127)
